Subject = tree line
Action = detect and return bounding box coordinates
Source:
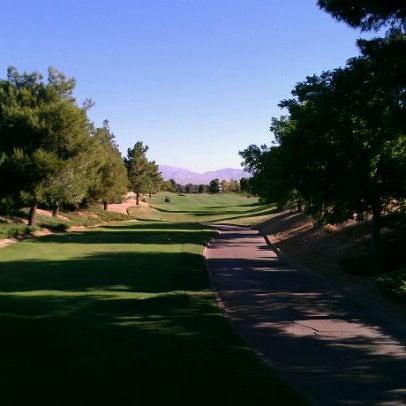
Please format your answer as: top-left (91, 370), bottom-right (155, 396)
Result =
top-left (0, 66), bottom-right (250, 226)
top-left (161, 178), bottom-right (250, 194)
top-left (0, 67), bottom-right (162, 225)
top-left (240, 1), bottom-right (406, 258)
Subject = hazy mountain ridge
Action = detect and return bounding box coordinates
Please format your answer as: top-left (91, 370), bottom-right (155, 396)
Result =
top-left (159, 165), bottom-right (249, 184)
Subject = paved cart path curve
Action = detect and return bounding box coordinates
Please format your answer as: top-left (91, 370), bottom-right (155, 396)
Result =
top-left (204, 225), bottom-right (406, 405)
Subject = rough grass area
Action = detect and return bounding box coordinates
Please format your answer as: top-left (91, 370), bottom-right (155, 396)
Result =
top-left (0, 221), bottom-right (31, 239)
top-left (0, 220), bottom-right (305, 405)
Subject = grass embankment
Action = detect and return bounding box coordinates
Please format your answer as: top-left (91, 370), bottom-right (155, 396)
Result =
top-left (0, 207), bottom-right (131, 239)
top-left (0, 195), bottom-right (305, 405)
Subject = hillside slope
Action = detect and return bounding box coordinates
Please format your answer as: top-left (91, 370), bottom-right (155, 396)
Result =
top-left (257, 210), bottom-right (406, 324)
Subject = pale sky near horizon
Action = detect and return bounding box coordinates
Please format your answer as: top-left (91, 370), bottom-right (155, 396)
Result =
top-left (1, 0), bottom-right (369, 172)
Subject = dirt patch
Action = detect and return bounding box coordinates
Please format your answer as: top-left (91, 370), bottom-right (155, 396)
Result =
top-left (36, 209), bottom-right (70, 221)
top-left (0, 238), bottom-right (18, 248)
top-left (31, 228), bottom-right (53, 237)
top-left (107, 197), bottom-right (150, 215)
top-left (36, 209), bottom-right (53, 217)
top-left (66, 225), bottom-right (88, 232)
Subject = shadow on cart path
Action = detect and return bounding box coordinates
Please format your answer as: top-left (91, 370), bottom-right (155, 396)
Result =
top-left (205, 225), bottom-right (406, 405)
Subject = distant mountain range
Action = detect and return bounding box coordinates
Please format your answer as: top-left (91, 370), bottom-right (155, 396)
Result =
top-left (159, 165), bottom-right (250, 184)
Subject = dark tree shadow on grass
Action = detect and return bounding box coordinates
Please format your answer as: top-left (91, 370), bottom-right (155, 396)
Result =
top-left (0, 225), bottom-right (306, 405)
top-left (154, 205), bottom-right (272, 218)
top-left (0, 251), bottom-right (209, 292)
top-left (26, 222), bottom-right (215, 247)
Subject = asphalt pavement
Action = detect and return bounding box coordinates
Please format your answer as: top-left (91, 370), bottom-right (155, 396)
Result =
top-left (204, 225), bottom-right (406, 405)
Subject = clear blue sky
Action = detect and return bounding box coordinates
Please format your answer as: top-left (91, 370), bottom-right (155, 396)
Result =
top-left (1, 0), bottom-right (368, 172)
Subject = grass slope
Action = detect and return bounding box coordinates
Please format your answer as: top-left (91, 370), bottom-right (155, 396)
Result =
top-left (0, 209), bottom-right (305, 404)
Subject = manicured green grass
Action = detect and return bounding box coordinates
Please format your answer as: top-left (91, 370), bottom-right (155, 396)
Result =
top-left (0, 220), bottom-right (306, 405)
top-left (129, 192), bottom-right (277, 225)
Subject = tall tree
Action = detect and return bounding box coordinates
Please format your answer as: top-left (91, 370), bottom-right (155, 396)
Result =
top-left (208, 178), bottom-right (220, 194)
top-left (198, 184), bottom-right (208, 194)
top-left (38, 91), bottom-right (96, 216)
top-left (239, 143), bottom-right (296, 208)
top-left (0, 66), bottom-right (94, 225)
top-left (316, 0), bottom-right (406, 258)
top-left (240, 1), bottom-right (405, 266)
top-left (144, 160), bottom-right (162, 198)
top-left (239, 178), bottom-right (251, 194)
top-left (161, 179), bottom-right (179, 193)
top-left (220, 179), bottom-right (228, 193)
top-left (87, 120), bottom-right (128, 211)
top-left (279, 60), bottom-right (404, 255)
top-left (124, 141), bottom-right (161, 205)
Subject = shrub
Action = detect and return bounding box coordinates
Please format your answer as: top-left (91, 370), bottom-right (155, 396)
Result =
top-left (0, 224), bottom-right (31, 239)
top-left (376, 268), bottom-right (406, 301)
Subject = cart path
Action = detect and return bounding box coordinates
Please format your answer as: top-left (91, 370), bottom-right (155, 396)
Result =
top-left (204, 225), bottom-right (406, 405)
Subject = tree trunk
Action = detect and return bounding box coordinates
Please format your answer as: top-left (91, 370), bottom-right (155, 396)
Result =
top-left (297, 198), bottom-right (304, 212)
top-left (371, 200), bottom-right (382, 267)
top-left (103, 201), bottom-right (108, 211)
top-left (28, 203), bottom-right (37, 226)
top-left (52, 202), bottom-right (60, 217)
top-left (136, 192), bottom-right (140, 205)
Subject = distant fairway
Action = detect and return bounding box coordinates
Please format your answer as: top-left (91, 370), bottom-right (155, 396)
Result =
top-left (128, 192), bottom-right (276, 225)
top-left (0, 195), bottom-right (305, 405)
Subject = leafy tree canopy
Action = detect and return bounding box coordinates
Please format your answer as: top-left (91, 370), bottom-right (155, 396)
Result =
top-left (208, 178), bottom-right (220, 194)
top-left (317, 0), bottom-right (406, 31)
top-left (0, 66), bottom-right (96, 223)
top-left (86, 120), bottom-right (128, 210)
